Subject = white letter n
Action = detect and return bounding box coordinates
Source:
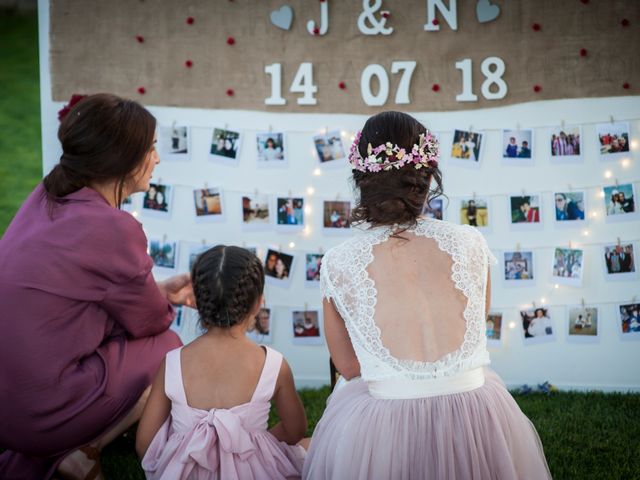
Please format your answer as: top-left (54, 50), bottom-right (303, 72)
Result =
top-left (424, 0), bottom-right (458, 31)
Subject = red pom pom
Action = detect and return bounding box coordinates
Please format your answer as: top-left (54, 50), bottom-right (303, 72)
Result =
top-left (313, 27), bottom-right (320, 35)
top-left (57, 94), bottom-right (88, 121)
top-left (533, 85), bottom-right (542, 93)
top-left (432, 18), bottom-right (439, 26)
top-left (579, 48), bottom-right (587, 57)
top-left (186, 16), bottom-right (195, 25)
top-left (382, 11), bottom-right (390, 19)
top-left (226, 88), bottom-right (234, 97)
top-left (135, 35), bottom-right (144, 43)
top-left (623, 82), bottom-right (630, 90)
top-left (621, 18), bottom-right (630, 27)
top-left (432, 84), bottom-right (440, 92)
top-left (185, 60), bottom-right (193, 68)
top-left (532, 23), bottom-right (541, 31)
top-left (580, 0), bottom-right (588, 4)
top-left (226, 36), bottom-right (235, 45)
top-left (338, 81), bottom-right (346, 90)
top-left (137, 87), bottom-right (146, 95)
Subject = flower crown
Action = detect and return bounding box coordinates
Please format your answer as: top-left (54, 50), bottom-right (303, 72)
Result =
top-left (348, 130), bottom-right (439, 173)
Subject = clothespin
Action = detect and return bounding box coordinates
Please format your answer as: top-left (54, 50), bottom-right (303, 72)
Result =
top-left (278, 244), bottom-right (282, 252)
top-left (632, 295), bottom-right (637, 303)
top-left (569, 240), bottom-right (573, 249)
top-left (521, 189), bottom-right (526, 197)
top-left (516, 242), bottom-right (521, 252)
top-left (516, 122), bottom-right (521, 130)
top-left (288, 189), bottom-right (292, 198)
top-left (472, 191), bottom-right (477, 200)
top-left (617, 237), bottom-right (621, 246)
top-left (162, 233), bottom-right (167, 243)
top-left (319, 246), bottom-right (324, 254)
top-left (615, 178), bottom-right (619, 186)
top-left (204, 181), bottom-right (208, 190)
top-left (255, 188), bottom-right (259, 197)
top-left (609, 115), bottom-right (614, 124)
top-left (560, 119), bottom-right (565, 129)
top-left (268, 124), bottom-right (273, 133)
top-left (158, 177), bottom-right (163, 185)
top-left (324, 126), bottom-right (329, 135)
top-left (568, 184), bottom-right (572, 191)
top-left (242, 241), bottom-right (246, 248)
top-left (532, 301), bottom-right (536, 309)
top-left (224, 123), bottom-right (229, 130)
top-left (469, 124), bottom-right (473, 132)
top-left (581, 298), bottom-right (585, 308)
top-left (336, 192), bottom-right (341, 200)
top-left (304, 302), bottom-right (309, 312)
top-left (201, 238), bottom-right (207, 246)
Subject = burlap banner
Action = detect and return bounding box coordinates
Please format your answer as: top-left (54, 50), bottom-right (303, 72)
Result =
top-left (50, 0), bottom-right (639, 113)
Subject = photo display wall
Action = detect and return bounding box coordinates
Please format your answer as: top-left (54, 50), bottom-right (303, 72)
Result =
top-left (40, 1), bottom-right (640, 390)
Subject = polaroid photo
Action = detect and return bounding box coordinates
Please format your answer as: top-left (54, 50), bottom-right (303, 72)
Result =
top-left (552, 247), bottom-right (584, 286)
top-left (549, 125), bottom-right (582, 163)
top-left (459, 197), bottom-right (490, 231)
top-left (149, 237), bottom-right (179, 273)
top-left (567, 305), bottom-right (599, 344)
top-left (449, 129), bottom-right (483, 168)
top-left (256, 132), bottom-right (287, 167)
top-left (486, 312), bottom-right (503, 347)
top-left (210, 127), bottom-right (242, 164)
top-left (603, 183), bottom-right (638, 222)
top-left (423, 197), bottom-right (444, 220)
top-left (603, 242), bottom-right (637, 280)
top-left (503, 251), bottom-right (535, 286)
top-left (291, 309), bottom-right (324, 346)
top-left (313, 130), bottom-right (346, 165)
top-left (187, 243), bottom-right (214, 272)
top-left (305, 253), bottom-right (324, 288)
top-left (596, 122), bottom-right (630, 161)
top-left (158, 125), bottom-right (190, 161)
top-left (275, 197), bottom-right (305, 231)
top-left (142, 183), bottom-right (173, 219)
top-left (246, 307), bottom-right (273, 344)
top-left (170, 305), bottom-right (184, 333)
top-left (323, 200), bottom-right (351, 233)
top-left (502, 129), bottom-right (534, 166)
top-left (553, 191), bottom-right (586, 225)
top-left (520, 307), bottom-right (555, 345)
top-left (618, 302), bottom-right (640, 340)
top-left (193, 187), bottom-right (224, 223)
top-left (264, 248), bottom-right (296, 287)
top-left (242, 193), bottom-right (271, 230)
top-left (509, 194), bottom-right (542, 229)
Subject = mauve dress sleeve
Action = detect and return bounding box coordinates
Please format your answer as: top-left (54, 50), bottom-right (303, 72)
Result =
top-left (95, 211), bottom-right (174, 338)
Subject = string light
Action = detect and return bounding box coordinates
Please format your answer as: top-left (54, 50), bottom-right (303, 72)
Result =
top-left (307, 186), bottom-right (315, 195)
top-left (313, 168), bottom-right (322, 176)
top-left (599, 191), bottom-right (605, 198)
top-left (304, 205), bottom-right (312, 214)
top-left (540, 297), bottom-right (547, 304)
top-left (621, 158), bottom-right (630, 168)
top-left (132, 211), bottom-right (139, 218)
top-left (508, 321), bottom-right (516, 329)
top-left (288, 241), bottom-right (296, 248)
top-left (604, 170), bottom-right (612, 179)
top-left (302, 226), bottom-right (312, 236)
top-left (591, 211), bottom-right (598, 218)
top-left (631, 139), bottom-right (638, 151)
top-left (554, 284), bottom-right (560, 289)
top-left (582, 229), bottom-right (589, 236)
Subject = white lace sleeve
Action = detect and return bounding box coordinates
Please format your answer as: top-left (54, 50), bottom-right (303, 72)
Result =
top-left (468, 226), bottom-right (497, 267)
top-left (319, 249), bottom-right (336, 302)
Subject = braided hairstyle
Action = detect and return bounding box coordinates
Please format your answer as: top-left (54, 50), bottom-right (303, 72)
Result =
top-left (191, 245), bottom-right (265, 330)
top-left (350, 111), bottom-right (443, 229)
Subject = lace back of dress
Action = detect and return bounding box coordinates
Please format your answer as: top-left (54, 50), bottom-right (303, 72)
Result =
top-left (367, 233), bottom-right (467, 364)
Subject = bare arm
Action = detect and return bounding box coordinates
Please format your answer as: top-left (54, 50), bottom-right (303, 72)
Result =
top-left (269, 359), bottom-right (307, 444)
top-left (485, 268), bottom-right (492, 318)
top-left (136, 360), bottom-right (171, 458)
top-left (323, 298), bottom-right (360, 380)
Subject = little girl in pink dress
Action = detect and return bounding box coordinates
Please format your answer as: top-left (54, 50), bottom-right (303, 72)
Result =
top-left (137, 246), bottom-right (307, 479)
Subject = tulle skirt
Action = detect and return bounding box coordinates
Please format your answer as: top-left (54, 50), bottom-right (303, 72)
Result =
top-left (303, 368), bottom-right (551, 480)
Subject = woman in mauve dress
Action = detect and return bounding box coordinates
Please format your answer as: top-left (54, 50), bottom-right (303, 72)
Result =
top-left (0, 94), bottom-right (193, 480)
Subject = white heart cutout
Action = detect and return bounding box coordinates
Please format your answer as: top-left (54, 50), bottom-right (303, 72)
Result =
top-left (270, 5), bottom-right (293, 31)
top-left (476, 0), bottom-right (500, 23)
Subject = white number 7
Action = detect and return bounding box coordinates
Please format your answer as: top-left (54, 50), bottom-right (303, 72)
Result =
top-left (391, 61), bottom-right (417, 104)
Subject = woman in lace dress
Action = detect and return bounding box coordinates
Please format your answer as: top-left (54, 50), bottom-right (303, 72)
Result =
top-left (303, 111), bottom-right (550, 479)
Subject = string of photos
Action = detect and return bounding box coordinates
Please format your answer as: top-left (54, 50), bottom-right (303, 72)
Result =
top-left (130, 117), bottom-right (638, 347)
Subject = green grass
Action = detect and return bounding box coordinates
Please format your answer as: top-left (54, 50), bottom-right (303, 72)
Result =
top-left (2, 10), bottom-right (640, 480)
top-left (0, 10), bottom-right (41, 235)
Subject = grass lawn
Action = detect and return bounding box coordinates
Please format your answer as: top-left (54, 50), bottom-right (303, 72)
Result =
top-left (1, 10), bottom-right (640, 480)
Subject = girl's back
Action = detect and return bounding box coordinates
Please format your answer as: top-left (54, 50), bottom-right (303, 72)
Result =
top-left (137, 245), bottom-right (307, 479)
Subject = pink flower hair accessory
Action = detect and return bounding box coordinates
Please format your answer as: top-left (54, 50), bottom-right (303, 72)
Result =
top-left (348, 130), bottom-right (439, 173)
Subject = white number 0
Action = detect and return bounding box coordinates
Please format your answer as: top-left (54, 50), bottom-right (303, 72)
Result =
top-left (361, 61), bottom-right (417, 106)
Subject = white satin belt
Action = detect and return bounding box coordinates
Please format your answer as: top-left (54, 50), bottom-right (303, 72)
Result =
top-left (367, 368), bottom-right (485, 400)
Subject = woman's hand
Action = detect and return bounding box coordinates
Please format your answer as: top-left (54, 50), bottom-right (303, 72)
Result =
top-left (157, 273), bottom-right (195, 307)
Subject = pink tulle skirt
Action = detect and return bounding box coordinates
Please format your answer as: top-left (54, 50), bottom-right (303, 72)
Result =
top-left (303, 368), bottom-right (551, 479)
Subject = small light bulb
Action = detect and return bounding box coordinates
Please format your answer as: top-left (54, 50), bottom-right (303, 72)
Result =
top-left (350, 135), bottom-right (355, 142)
top-left (288, 241), bottom-right (296, 249)
top-left (508, 321), bottom-right (516, 329)
top-left (341, 130), bottom-right (347, 137)
top-left (621, 158), bottom-right (630, 168)
top-left (132, 211), bottom-right (139, 218)
top-left (604, 170), bottom-right (612, 179)
top-left (582, 229), bottom-right (589, 236)
top-left (313, 168), bottom-right (322, 176)
top-left (303, 226), bottom-right (312, 236)
top-left (307, 186), bottom-right (315, 195)
top-left (591, 211), bottom-right (598, 218)
top-left (554, 284), bottom-right (559, 289)
top-left (599, 191), bottom-right (605, 198)
top-left (304, 205), bottom-right (312, 214)
top-left (631, 140), bottom-right (638, 150)
top-left (540, 297), bottom-right (546, 304)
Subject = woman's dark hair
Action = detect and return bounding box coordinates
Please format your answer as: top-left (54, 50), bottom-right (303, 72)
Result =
top-left (191, 245), bottom-right (265, 330)
top-left (350, 111), bottom-right (443, 229)
top-left (42, 93), bottom-right (156, 210)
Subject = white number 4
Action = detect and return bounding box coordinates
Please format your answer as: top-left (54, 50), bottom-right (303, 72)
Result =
top-left (264, 63), bottom-right (318, 106)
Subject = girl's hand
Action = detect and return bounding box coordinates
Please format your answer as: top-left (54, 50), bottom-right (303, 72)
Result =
top-left (157, 273), bottom-right (195, 307)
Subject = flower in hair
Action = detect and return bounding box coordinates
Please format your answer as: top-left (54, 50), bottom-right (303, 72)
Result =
top-left (57, 94), bottom-right (88, 121)
top-left (348, 129), bottom-right (439, 173)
